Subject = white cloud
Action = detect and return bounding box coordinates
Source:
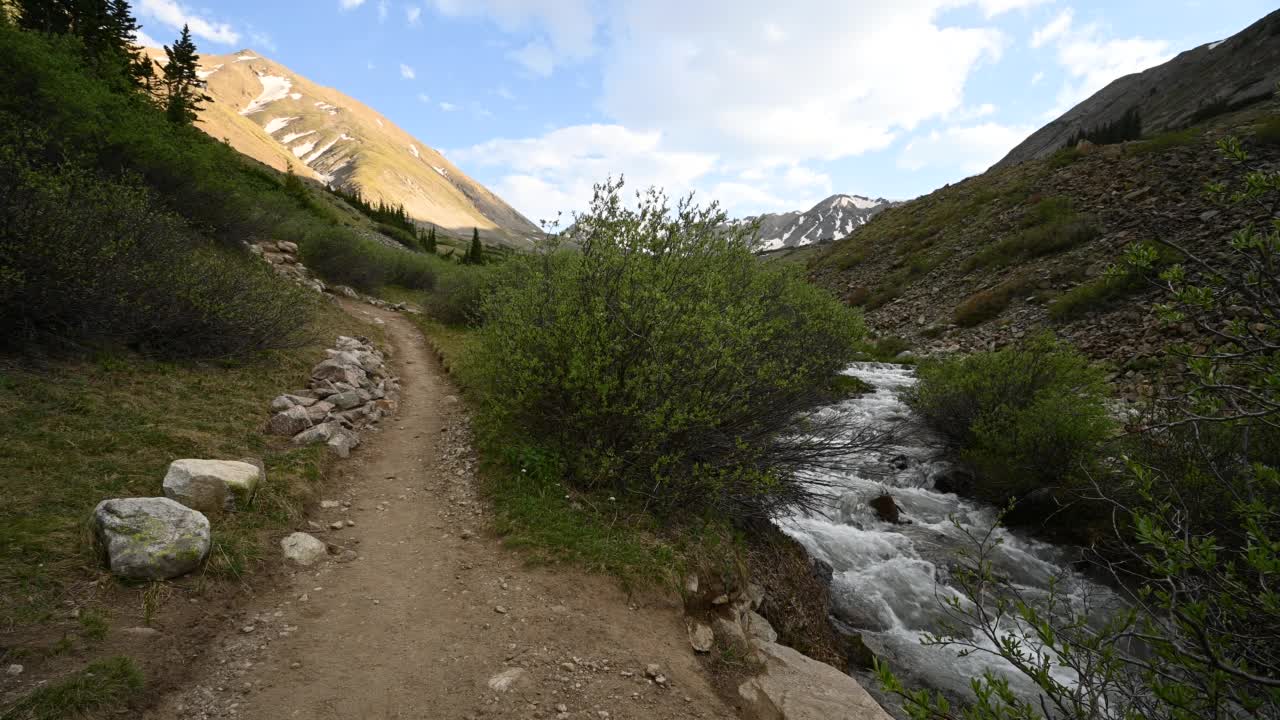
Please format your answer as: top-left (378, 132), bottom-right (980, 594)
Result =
top-left (1031, 70), bottom-right (1045, 85)
top-left (970, 0), bottom-right (1052, 18)
top-left (418, 93), bottom-right (432, 103)
top-left (378, 0), bottom-right (389, 21)
top-left (601, 1), bottom-right (1006, 166)
top-left (898, 122), bottom-right (1033, 173)
top-left (439, 101), bottom-right (458, 111)
top-left (431, 0), bottom-right (596, 75)
top-left (406, 5), bottom-right (422, 25)
top-left (451, 124), bottom-right (719, 225)
top-left (132, 28), bottom-right (163, 48)
top-left (1031, 10), bottom-right (1171, 113)
top-left (495, 85), bottom-right (515, 101)
top-left (340, 0), bottom-right (366, 8)
top-left (1031, 8), bottom-right (1072, 48)
top-left (138, 0), bottom-right (239, 45)
top-left (399, 63), bottom-right (416, 79)
top-left (249, 29), bottom-right (276, 52)
top-left (510, 42), bottom-right (555, 76)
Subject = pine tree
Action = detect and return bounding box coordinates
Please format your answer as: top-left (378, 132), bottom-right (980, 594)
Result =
top-left (161, 24), bottom-right (208, 124)
top-left (466, 228), bottom-right (483, 264)
top-left (425, 226), bottom-right (437, 254)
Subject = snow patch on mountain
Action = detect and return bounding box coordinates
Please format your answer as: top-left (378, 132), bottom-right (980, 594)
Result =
top-left (264, 116), bottom-right (298, 134)
top-left (292, 139), bottom-right (317, 158)
top-left (280, 129), bottom-right (314, 144)
top-left (409, 144), bottom-right (420, 159)
top-left (240, 74), bottom-right (292, 115)
top-left (196, 64), bottom-right (222, 80)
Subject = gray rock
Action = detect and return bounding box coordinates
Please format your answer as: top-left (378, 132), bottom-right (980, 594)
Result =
top-left (269, 394), bottom-right (317, 412)
top-left (746, 611), bottom-right (778, 644)
top-left (280, 532), bottom-right (327, 566)
top-left (291, 421), bottom-right (343, 446)
top-left (269, 405), bottom-right (312, 436)
top-left (277, 241), bottom-right (299, 254)
top-left (329, 390), bottom-right (362, 410)
top-left (311, 359), bottom-right (368, 388)
top-left (333, 285), bottom-right (360, 300)
top-left (7, 664), bottom-right (24, 676)
top-left (714, 616), bottom-right (748, 648)
top-left (305, 400), bottom-right (336, 423)
top-left (487, 667), bottom-right (530, 692)
top-left (162, 459), bottom-right (260, 513)
top-left (738, 641), bottom-right (892, 720)
top-left (688, 620), bottom-right (715, 653)
top-left (327, 429), bottom-right (360, 458)
top-left (93, 498), bottom-right (211, 581)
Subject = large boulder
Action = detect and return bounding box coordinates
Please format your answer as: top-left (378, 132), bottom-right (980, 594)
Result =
top-left (93, 498), bottom-right (211, 581)
top-left (738, 641), bottom-right (892, 720)
top-left (162, 459), bottom-right (260, 513)
top-left (280, 532), bottom-right (327, 566)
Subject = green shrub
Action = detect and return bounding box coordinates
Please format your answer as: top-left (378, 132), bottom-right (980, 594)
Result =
top-left (1132, 127), bottom-right (1201, 154)
top-left (301, 227), bottom-right (437, 292)
top-left (907, 334), bottom-right (1112, 504)
top-left (962, 198), bottom-right (1100, 272)
top-left (1047, 146), bottom-right (1082, 169)
top-left (424, 264), bottom-right (498, 326)
top-left (1255, 115), bottom-right (1280, 146)
top-left (469, 182), bottom-right (866, 520)
top-left (952, 275), bottom-right (1031, 327)
top-left (0, 152), bottom-right (313, 358)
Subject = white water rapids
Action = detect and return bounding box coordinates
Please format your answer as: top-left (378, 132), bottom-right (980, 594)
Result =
top-left (780, 362), bottom-right (1120, 708)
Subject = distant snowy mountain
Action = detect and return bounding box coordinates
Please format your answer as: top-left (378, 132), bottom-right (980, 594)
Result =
top-left (731, 194), bottom-right (893, 252)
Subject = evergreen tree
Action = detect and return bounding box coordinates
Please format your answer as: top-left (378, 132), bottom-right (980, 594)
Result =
top-left (425, 226), bottom-right (437, 254)
top-left (161, 24), bottom-right (207, 124)
top-left (466, 228), bottom-right (483, 264)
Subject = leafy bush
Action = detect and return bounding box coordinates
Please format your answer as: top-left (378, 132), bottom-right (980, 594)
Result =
top-left (423, 264), bottom-right (496, 326)
top-left (468, 181), bottom-right (868, 520)
top-left (952, 274), bottom-right (1031, 327)
top-left (301, 227), bottom-right (437, 292)
top-left (908, 334), bottom-right (1113, 503)
top-left (0, 150), bottom-right (313, 358)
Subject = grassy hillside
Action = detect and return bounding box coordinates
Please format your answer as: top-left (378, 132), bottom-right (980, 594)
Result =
top-left (809, 99), bottom-right (1280, 393)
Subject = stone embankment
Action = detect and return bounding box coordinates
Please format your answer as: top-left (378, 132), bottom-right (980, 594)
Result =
top-left (90, 334), bottom-right (398, 582)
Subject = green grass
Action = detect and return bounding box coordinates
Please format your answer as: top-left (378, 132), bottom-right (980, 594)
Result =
top-left (77, 609), bottom-right (109, 642)
top-left (0, 657), bottom-right (143, 720)
top-left (0, 305), bottom-right (364, 631)
top-left (1255, 116), bottom-right (1280, 147)
top-left (961, 198), bottom-right (1100, 272)
top-left (1132, 127), bottom-right (1202, 155)
top-left (1047, 146), bottom-right (1083, 169)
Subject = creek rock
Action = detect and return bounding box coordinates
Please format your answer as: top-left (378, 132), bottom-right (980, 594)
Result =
top-left (269, 405), bottom-right (313, 436)
top-left (93, 498), bottom-right (211, 581)
top-left (869, 494), bottom-right (901, 524)
top-left (746, 611), bottom-right (778, 644)
top-left (280, 532), bottom-right (327, 566)
top-left (162, 459), bottom-right (260, 513)
top-left (738, 640), bottom-right (892, 720)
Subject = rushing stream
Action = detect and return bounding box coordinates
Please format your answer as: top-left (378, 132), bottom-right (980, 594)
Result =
top-left (780, 362), bottom-right (1120, 709)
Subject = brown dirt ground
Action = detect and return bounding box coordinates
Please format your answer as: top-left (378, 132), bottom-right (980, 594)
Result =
top-left (135, 301), bottom-right (738, 720)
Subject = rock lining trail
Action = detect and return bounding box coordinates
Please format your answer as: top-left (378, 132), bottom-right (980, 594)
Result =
top-left (147, 301), bottom-right (736, 720)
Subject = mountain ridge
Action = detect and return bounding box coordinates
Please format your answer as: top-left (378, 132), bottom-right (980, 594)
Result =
top-left (145, 47), bottom-right (541, 245)
top-left (732, 193), bottom-right (894, 251)
top-left (995, 9), bottom-right (1280, 168)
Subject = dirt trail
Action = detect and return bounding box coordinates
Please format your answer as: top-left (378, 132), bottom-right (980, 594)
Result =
top-left (147, 302), bottom-right (736, 720)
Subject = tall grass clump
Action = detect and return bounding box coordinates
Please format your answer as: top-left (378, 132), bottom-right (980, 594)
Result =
top-left (907, 333), bottom-right (1113, 506)
top-left (468, 180), bottom-right (875, 521)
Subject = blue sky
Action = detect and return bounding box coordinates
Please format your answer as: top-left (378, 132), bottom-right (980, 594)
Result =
top-left (131, 0), bottom-right (1276, 224)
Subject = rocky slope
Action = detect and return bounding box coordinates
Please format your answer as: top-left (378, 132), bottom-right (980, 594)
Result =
top-left (732, 194), bottom-right (893, 251)
top-left (810, 99), bottom-right (1280, 401)
top-left (143, 48), bottom-right (540, 246)
top-left (996, 9), bottom-right (1280, 168)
